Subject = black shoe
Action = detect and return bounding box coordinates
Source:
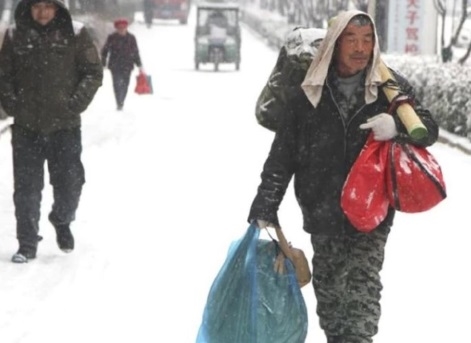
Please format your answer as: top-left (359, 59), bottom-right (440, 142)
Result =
top-left (11, 246), bottom-right (37, 263)
top-left (55, 225), bottom-right (74, 253)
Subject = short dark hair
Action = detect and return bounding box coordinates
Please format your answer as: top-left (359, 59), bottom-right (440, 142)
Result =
top-left (348, 14), bottom-right (372, 27)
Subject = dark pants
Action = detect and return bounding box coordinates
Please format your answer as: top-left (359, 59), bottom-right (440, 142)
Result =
top-left (311, 227), bottom-right (390, 343)
top-left (11, 125), bottom-right (85, 249)
top-left (111, 69), bottom-right (132, 108)
top-left (144, 9), bottom-right (153, 26)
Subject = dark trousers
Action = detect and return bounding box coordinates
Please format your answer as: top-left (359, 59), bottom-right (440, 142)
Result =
top-left (11, 125), bottom-right (85, 249)
top-left (311, 227), bottom-right (390, 343)
top-left (144, 9), bottom-right (153, 25)
top-left (111, 69), bottom-right (131, 108)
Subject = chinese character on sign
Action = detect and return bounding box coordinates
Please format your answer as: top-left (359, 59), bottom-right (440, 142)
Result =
top-left (387, 0), bottom-right (438, 55)
top-left (406, 27), bottom-right (419, 41)
top-left (405, 44), bottom-right (419, 53)
top-left (404, 1), bottom-right (420, 54)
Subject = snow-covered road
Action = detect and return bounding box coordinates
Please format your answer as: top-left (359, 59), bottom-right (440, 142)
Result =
top-left (0, 8), bottom-right (470, 343)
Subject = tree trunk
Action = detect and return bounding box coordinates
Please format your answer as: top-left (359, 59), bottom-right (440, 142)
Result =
top-left (458, 41), bottom-right (471, 64)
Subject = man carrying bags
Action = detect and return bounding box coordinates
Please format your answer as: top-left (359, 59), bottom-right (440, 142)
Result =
top-left (249, 10), bottom-right (439, 343)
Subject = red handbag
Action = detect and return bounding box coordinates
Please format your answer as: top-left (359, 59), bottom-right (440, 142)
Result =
top-left (386, 141), bottom-right (446, 213)
top-left (134, 71), bottom-right (152, 95)
top-left (340, 134), bottom-right (390, 233)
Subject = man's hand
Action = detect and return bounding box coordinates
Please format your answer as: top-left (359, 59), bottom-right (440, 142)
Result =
top-left (255, 219), bottom-right (282, 230)
top-left (359, 113), bottom-right (398, 141)
top-left (68, 94), bottom-right (86, 114)
top-left (256, 220), bottom-right (270, 229)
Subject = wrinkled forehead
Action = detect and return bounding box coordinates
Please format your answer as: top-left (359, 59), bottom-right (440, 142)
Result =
top-left (338, 15), bottom-right (374, 42)
top-left (32, 1), bottom-right (57, 8)
top-left (347, 14), bottom-right (373, 29)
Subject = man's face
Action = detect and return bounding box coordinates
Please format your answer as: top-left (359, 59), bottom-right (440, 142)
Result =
top-left (335, 22), bottom-right (374, 77)
top-left (116, 25), bottom-right (128, 35)
top-left (31, 1), bottom-right (57, 26)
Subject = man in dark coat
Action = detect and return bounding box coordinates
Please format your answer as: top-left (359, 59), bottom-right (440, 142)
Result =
top-left (143, 0), bottom-right (154, 28)
top-left (0, 0), bottom-right (103, 263)
top-left (249, 10), bottom-right (439, 343)
top-left (101, 18), bottom-right (143, 110)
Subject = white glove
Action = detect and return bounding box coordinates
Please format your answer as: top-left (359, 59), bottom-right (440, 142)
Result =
top-left (359, 113), bottom-right (398, 141)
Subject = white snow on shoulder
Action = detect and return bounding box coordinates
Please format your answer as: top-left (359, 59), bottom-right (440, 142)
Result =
top-left (72, 20), bottom-right (85, 35)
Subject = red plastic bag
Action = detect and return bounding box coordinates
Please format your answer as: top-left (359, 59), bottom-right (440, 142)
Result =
top-left (341, 134), bottom-right (447, 233)
top-left (341, 134), bottom-right (390, 232)
top-left (135, 72), bottom-right (152, 95)
top-left (386, 142), bottom-right (446, 213)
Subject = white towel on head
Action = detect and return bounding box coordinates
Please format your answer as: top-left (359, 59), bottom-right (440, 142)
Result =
top-left (301, 10), bottom-right (383, 108)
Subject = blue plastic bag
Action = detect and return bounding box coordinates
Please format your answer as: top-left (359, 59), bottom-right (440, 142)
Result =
top-left (196, 224), bottom-right (308, 343)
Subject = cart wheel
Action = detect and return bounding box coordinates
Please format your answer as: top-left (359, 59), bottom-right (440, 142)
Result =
top-left (195, 62), bottom-right (200, 70)
top-left (235, 62), bottom-right (240, 71)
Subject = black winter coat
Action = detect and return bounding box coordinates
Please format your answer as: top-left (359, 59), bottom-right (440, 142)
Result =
top-left (101, 32), bottom-right (142, 73)
top-left (0, 0), bottom-right (103, 134)
top-left (248, 68), bottom-right (439, 236)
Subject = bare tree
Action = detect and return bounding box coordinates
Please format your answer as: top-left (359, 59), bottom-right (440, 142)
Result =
top-left (77, 0), bottom-right (106, 13)
top-left (435, 0), bottom-right (471, 63)
top-left (289, 0), bottom-right (350, 28)
top-left (357, 0), bottom-right (388, 51)
top-left (351, 0), bottom-right (368, 12)
top-left (455, 1), bottom-right (471, 64)
top-left (450, 0), bottom-right (469, 47)
top-left (434, 0), bottom-right (450, 61)
top-left (293, 0), bottom-right (324, 28)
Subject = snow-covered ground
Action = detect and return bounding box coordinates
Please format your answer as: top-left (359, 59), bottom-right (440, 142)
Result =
top-left (0, 8), bottom-right (470, 343)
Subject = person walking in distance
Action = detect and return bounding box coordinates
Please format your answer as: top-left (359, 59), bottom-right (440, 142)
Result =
top-left (143, 0), bottom-right (154, 28)
top-left (248, 10), bottom-right (439, 343)
top-left (0, 0), bottom-right (103, 263)
top-left (101, 18), bottom-right (143, 111)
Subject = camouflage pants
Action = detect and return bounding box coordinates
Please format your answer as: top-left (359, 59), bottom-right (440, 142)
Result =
top-left (310, 227), bottom-right (390, 343)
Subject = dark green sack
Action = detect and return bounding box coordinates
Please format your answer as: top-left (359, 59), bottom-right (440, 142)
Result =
top-left (255, 27), bottom-right (325, 132)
